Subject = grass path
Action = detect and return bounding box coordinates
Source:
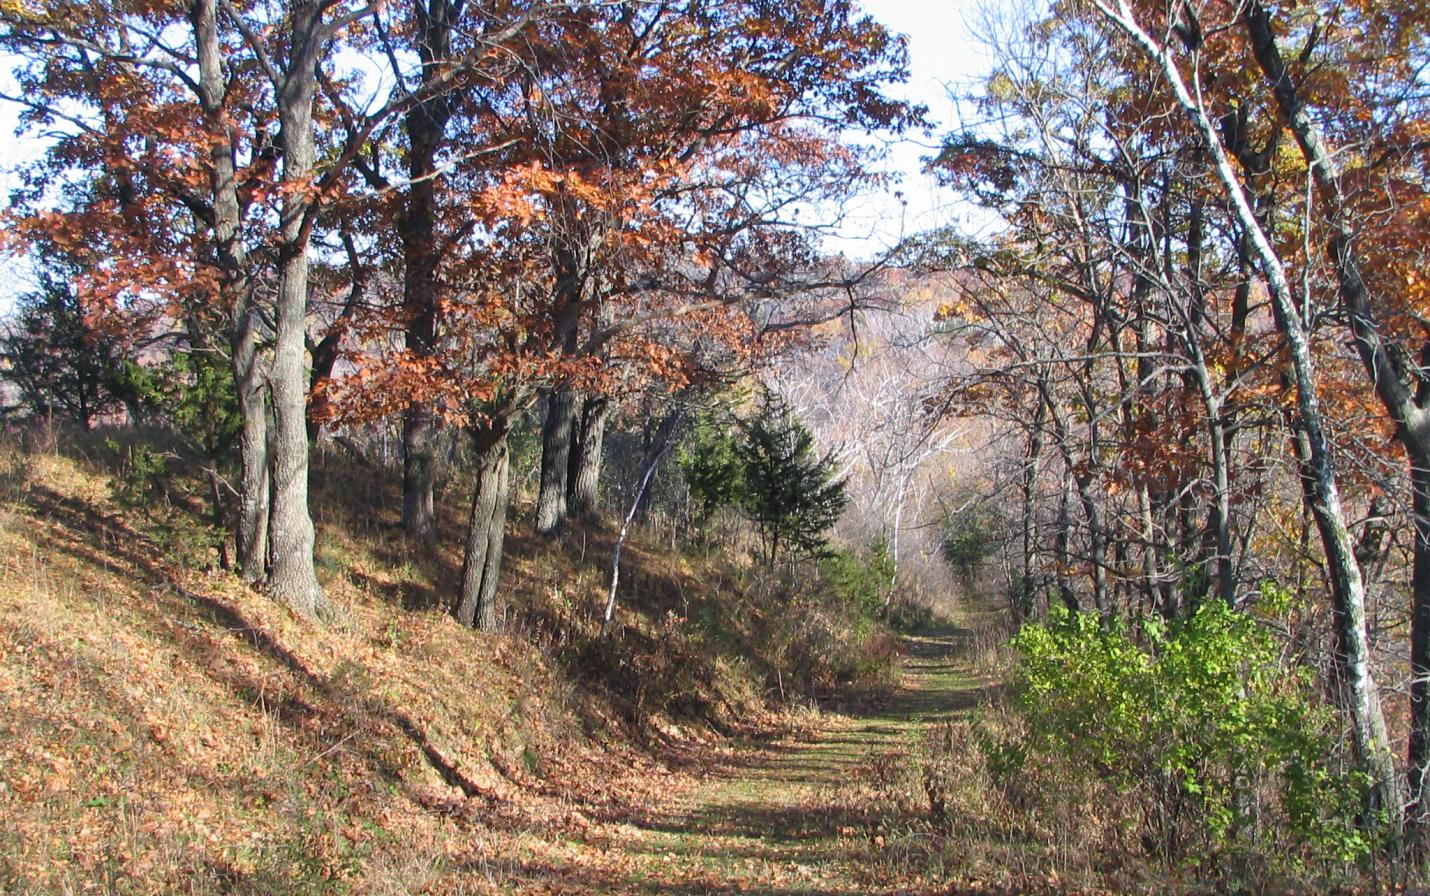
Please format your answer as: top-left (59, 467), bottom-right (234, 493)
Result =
top-left (506, 621), bottom-right (985, 894)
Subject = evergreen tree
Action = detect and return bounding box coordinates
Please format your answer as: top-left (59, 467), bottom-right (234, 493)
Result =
top-left (1, 267), bottom-right (124, 429)
top-left (678, 408), bottom-right (746, 525)
top-left (736, 396), bottom-right (847, 564)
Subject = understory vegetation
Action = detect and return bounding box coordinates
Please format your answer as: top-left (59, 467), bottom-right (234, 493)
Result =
top-left (0, 423), bottom-right (911, 893)
top-left (1, 0), bottom-right (1427, 891)
top-left (838, 605), bottom-right (1393, 894)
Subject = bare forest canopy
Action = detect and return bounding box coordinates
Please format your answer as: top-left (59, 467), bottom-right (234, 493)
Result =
top-left (2, 0), bottom-right (1430, 890)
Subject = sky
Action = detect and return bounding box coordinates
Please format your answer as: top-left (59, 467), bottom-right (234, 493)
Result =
top-left (0, 0), bottom-right (993, 308)
top-left (822, 0), bottom-right (995, 258)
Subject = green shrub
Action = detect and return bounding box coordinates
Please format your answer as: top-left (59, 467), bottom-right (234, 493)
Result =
top-left (940, 499), bottom-right (1001, 581)
top-left (776, 549), bottom-right (900, 692)
top-left (678, 395), bottom-right (846, 564)
top-left (819, 541), bottom-right (894, 622)
top-left (106, 438), bottom-right (172, 511)
top-left (1011, 601), bottom-right (1370, 875)
top-left (112, 350), bottom-right (240, 459)
top-left (1, 262), bottom-right (127, 430)
top-left (105, 436), bottom-right (226, 569)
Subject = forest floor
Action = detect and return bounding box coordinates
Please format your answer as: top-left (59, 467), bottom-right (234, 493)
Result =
top-left (0, 442), bottom-right (999, 895)
top-left (495, 621), bottom-right (981, 895)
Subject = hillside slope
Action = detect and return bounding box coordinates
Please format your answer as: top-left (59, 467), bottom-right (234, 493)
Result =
top-left (0, 438), bottom-right (852, 894)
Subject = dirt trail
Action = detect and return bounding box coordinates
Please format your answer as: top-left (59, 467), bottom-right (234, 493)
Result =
top-left (505, 622), bottom-right (982, 895)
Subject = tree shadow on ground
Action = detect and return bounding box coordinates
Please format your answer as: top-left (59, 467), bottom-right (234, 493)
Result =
top-left (551, 626), bottom-right (1001, 894)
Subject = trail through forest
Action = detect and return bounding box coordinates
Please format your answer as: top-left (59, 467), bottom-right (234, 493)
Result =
top-left (502, 622), bottom-right (979, 895)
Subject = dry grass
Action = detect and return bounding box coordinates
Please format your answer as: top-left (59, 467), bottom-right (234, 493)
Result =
top-left (0, 435), bottom-right (785, 894)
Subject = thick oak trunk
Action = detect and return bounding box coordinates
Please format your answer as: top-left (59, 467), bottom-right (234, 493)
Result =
top-left (267, 3), bottom-right (328, 617)
top-left (192, 0), bottom-right (269, 583)
top-left (268, 247), bottom-right (324, 615)
top-left (233, 324), bottom-right (271, 583)
top-left (533, 246), bottom-right (585, 536)
top-left (454, 428), bottom-right (511, 631)
top-left (397, 52), bottom-right (452, 543)
top-left (568, 395), bottom-right (610, 520)
top-left (535, 389), bottom-right (577, 535)
top-left (402, 404), bottom-right (438, 542)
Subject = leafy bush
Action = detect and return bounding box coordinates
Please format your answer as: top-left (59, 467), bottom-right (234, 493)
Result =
top-left (1011, 602), bottom-right (1371, 875)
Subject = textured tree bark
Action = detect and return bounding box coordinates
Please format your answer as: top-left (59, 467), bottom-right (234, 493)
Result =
top-left (266, 1), bottom-right (328, 617)
top-left (455, 428), bottom-right (511, 632)
top-left (268, 239), bottom-right (325, 613)
top-left (403, 404), bottom-right (438, 541)
top-left (1193, 379), bottom-right (1234, 608)
top-left (568, 395), bottom-right (610, 520)
top-left (535, 389), bottom-right (577, 535)
top-left (191, 0), bottom-right (270, 583)
top-left (233, 329), bottom-right (271, 583)
top-left (533, 244), bottom-right (585, 536)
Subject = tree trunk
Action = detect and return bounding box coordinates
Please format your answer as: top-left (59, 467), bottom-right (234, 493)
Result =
top-left (535, 388), bottom-right (577, 535)
top-left (1054, 473), bottom-right (1077, 612)
top-left (1199, 389), bottom-right (1235, 607)
top-left (1240, 0), bottom-right (1428, 838)
top-left (397, 15), bottom-right (457, 542)
top-left (268, 243), bottom-right (325, 613)
top-left (1092, 1), bottom-right (1400, 820)
top-left (403, 403), bottom-right (438, 542)
top-left (191, 0), bottom-right (269, 583)
top-left (267, 2), bottom-right (328, 617)
top-left (602, 408), bottom-right (681, 637)
top-left (1182, 190), bottom-right (1236, 608)
top-left (234, 331), bottom-right (271, 583)
top-left (454, 426), bottom-right (512, 632)
top-left (1409, 457), bottom-right (1430, 838)
top-left (568, 395), bottom-right (610, 520)
top-left (1073, 472), bottom-right (1110, 621)
top-left (1137, 486), bottom-right (1167, 617)
top-left (1018, 401), bottom-right (1045, 620)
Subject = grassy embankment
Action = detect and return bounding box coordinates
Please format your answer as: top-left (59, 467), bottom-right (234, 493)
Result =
top-left (0, 432), bottom-right (926, 894)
